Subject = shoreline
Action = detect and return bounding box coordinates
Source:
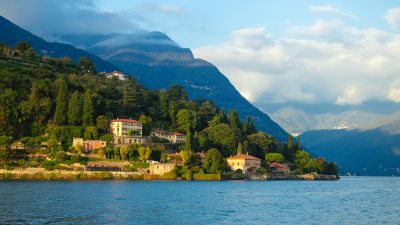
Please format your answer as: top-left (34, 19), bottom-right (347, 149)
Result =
top-left (0, 168), bottom-right (338, 181)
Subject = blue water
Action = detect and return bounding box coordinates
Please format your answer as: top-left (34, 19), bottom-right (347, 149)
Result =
top-left (0, 177), bottom-right (399, 225)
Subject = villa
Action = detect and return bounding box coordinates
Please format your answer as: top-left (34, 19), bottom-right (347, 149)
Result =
top-left (110, 118), bottom-right (145, 145)
top-left (269, 162), bottom-right (290, 174)
top-left (227, 153), bottom-right (261, 174)
top-left (72, 138), bottom-right (106, 153)
top-left (150, 128), bottom-right (186, 143)
top-left (102, 71), bottom-right (126, 80)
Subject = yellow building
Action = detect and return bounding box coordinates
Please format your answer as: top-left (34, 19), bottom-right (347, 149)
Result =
top-left (110, 118), bottom-right (143, 137)
top-left (227, 153), bottom-right (261, 174)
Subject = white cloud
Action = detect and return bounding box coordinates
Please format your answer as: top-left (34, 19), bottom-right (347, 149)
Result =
top-left (385, 7), bottom-right (400, 30)
top-left (193, 23), bottom-right (400, 106)
top-left (309, 4), bottom-right (357, 19)
top-left (160, 5), bottom-right (184, 16)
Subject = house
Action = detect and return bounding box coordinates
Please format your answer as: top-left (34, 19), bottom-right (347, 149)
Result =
top-left (148, 162), bottom-right (176, 175)
top-left (110, 118), bottom-right (143, 137)
top-left (196, 151), bottom-right (206, 161)
top-left (72, 138), bottom-right (106, 153)
top-left (269, 162), bottom-right (290, 174)
top-left (110, 118), bottom-right (146, 145)
top-left (150, 128), bottom-right (186, 143)
top-left (227, 153), bottom-right (261, 174)
top-left (102, 71), bottom-right (126, 80)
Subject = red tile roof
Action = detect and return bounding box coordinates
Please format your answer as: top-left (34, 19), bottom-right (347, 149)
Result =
top-left (269, 162), bottom-right (289, 169)
top-left (111, 119), bottom-right (140, 123)
top-left (227, 153), bottom-right (261, 161)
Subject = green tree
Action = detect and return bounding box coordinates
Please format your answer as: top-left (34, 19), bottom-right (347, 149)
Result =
top-left (139, 114), bottom-right (152, 136)
top-left (138, 146), bottom-right (151, 162)
top-left (265, 153), bottom-right (285, 163)
top-left (228, 111), bottom-right (240, 129)
top-left (96, 115), bottom-right (109, 133)
top-left (82, 91), bottom-right (94, 126)
top-left (78, 56), bottom-right (95, 72)
top-left (180, 149), bottom-right (191, 163)
top-left (185, 153), bottom-right (202, 169)
top-left (120, 146), bottom-right (129, 160)
top-left (0, 89), bottom-right (19, 136)
top-left (0, 135), bottom-right (12, 167)
top-left (159, 92), bottom-right (169, 119)
top-left (177, 109), bottom-right (198, 133)
top-left (205, 124), bottom-right (239, 156)
top-left (294, 150), bottom-right (312, 174)
top-left (247, 116), bottom-right (256, 134)
top-left (185, 130), bottom-right (193, 151)
top-left (237, 142), bottom-right (244, 154)
top-left (53, 78), bottom-right (68, 125)
top-left (295, 136), bottom-right (301, 150)
top-left (123, 80), bottom-right (144, 116)
top-left (203, 148), bottom-right (227, 174)
top-left (287, 134), bottom-right (294, 151)
top-left (83, 126), bottom-right (98, 140)
top-left (198, 101), bottom-right (217, 129)
top-left (15, 41), bottom-right (31, 52)
top-left (68, 91), bottom-right (82, 126)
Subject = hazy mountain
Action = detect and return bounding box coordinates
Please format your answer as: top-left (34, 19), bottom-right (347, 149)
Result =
top-left (270, 107), bottom-right (383, 134)
top-left (0, 16), bottom-right (118, 72)
top-left (301, 112), bottom-right (400, 176)
top-left (55, 33), bottom-right (288, 141)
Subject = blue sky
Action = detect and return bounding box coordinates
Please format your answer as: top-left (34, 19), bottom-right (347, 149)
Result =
top-left (1, 0), bottom-right (400, 113)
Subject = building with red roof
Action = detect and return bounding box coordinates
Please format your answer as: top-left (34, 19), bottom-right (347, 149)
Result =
top-left (227, 153), bottom-right (261, 174)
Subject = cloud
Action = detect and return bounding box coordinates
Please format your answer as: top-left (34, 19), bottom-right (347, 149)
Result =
top-left (385, 7), bottom-right (400, 30)
top-left (193, 23), bottom-right (400, 107)
top-left (160, 5), bottom-right (184, 16)
top-left (0, 0), bottom-right (139, 36)
top-left (309, 4), bottom-right (357, 19)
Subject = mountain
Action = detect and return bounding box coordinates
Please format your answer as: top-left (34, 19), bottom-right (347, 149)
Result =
top-left (0, 16), bottom-right (117, 72)
top-left (270, 107), bottom-right (383, 134)
top-left (55, 33), bottom-right (288, 141)
top-left (301, 112), bottom-right (400, 176)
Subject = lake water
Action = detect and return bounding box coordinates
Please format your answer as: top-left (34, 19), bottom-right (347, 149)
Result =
top-left (0, 177), bottom-right (399, 225)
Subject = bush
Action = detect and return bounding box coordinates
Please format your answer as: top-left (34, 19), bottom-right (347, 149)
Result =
top-left (42, 160), bottom-right (58, 170)
top-left (17, 159), bottom-right (26, 167)
top-left (193, 173), bottom-right (220, 180)
top-left (53, 151), bottom-right (67, 161)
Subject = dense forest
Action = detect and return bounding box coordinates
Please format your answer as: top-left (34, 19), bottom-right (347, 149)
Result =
top-left (0, 41), bottom-right (338, 176)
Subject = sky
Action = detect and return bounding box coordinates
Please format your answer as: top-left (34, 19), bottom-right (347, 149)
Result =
top-left (1, 0), bottom-right (400, 114)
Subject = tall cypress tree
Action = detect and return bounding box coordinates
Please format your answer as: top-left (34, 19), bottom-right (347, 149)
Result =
top-left (228, 111), bottom-right (240, 129)
top-left (242, 119), bottom-right (248, 135)
top-left (68, 91), bottom-right (82, 126)
top-left (287, 134), bottom-right (294, 151)
top-left (82, 91), bottom-right (94, 126)
top-left (53, 78), bottom-right (68, 125)
top-left (247, 116), bottom-right (256, 134)
top-left (185, 130), bottom-right (193, 151)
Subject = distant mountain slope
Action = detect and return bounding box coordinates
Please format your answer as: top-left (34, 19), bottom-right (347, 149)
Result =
top-left (0, 16), bottom-right (117, 72)
top-left (301, 112), bottom-right (400, 176)
top-left (57, 33), bottom-right (288, 141)
top-left (271, 107), bottom-right (383, 134)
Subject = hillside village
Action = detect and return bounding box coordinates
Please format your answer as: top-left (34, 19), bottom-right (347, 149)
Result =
top-left (0, 41), bottom-right (338, 180)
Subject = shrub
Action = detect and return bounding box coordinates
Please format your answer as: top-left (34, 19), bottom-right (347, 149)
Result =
top-left (193, 173), bottom-right (220, 181)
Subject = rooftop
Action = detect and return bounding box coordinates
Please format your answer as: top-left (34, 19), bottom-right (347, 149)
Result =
top-left (227, 153), bottom-right (261, 161)
top-left (111, 118), bottom-right (140, 123)
top-left (269, 162), bottom-right (289, 169)
top-left (152, 128), bottom-right (185, 136)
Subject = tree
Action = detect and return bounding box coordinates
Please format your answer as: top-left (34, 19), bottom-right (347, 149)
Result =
top-left (167, 85), bottom-right (187, 101)
top-left (247, 116), bottom-right (256, 134)
top-left (205, 124), bottom-right (239, 156)
top-left (176, 109), bottom-right (198, 133)
top-left (326, 162), bottom-right (338, 176)
top-left (315, 157), bottom-right (327, 173)
top-left (237, 142), bottom-right (244, 154)
top-left (53, 78), bottom-right (68, 125)
top-left (265, 153), bottom-right (285, 163)
top-left (246, 132), bottom-right (272, 159)
top-left (228, 111), bottom-right (240, 129)
top-left (295, 136), bottom-right (301, 150)
top-left (78, 56), bottom-right (95, 72)
top-left (120, 146), bottom-right (129, 161)
top-left (139, 114), bottom-right (152, 136)
top-left (180, 150), bottom-right (191, 163)
top-left (159, 92), bottom-right (169, 119)
top-left (123, 80), bottom-right (144, 116)
top-left (287, 134), bottom-right (294, 151)
top-left (203, 148), bottom-right (227, 174)
top-left (138, 146), bottom-right (151, 162)
top-left (83, 126), bottom-right (98, 140)
top-left (15, 41), bottom-right (31, 52)
top-left (185, 153), bottom-right (202, 169)
top-left (242, 119), bottom-right (248, 135)
top-left (0, 89), bottom-right (19, 136)
top-left (198, 101), bottom-right (217, 129)
top-left (0, 135), bottom-right (12, 167)
top-left (82, 91), bottom-right (94, 126)
top-left (185, 130), bottom-right (193, 151)
top-left (294, 150), bottom-right (312, 174)
top-left (96, 115), bottom-right (109, 133)
top-left (68, 91), bottom-right (82, 126)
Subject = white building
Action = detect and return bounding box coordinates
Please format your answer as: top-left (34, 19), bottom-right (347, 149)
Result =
top-left (110, 119), bottom-right (142, 137)
top-left (150, 128), bottom-right (186, 143)
top-left (104, 71), bottom-right (126, 81)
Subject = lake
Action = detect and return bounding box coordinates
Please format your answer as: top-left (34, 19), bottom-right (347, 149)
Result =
top-left (0, 177), bottom-right (399, 224)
